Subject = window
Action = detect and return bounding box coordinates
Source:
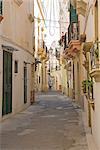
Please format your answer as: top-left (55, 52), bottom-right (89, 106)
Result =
top-left (14, 61), bottom-right (18, 73)
top-left (0, 0), bottom-right (3, 15)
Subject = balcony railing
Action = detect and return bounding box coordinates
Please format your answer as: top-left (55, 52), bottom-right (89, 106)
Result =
top-left (68, 23), bottom-right (79, 43)
top-left (55, 49), bottom-right (60, 60)
top-left (90, 41), bottom-right (100, 69)
top-left (0, 0), bottom-right (3, 22)
top-left (64, 33), bottom-right (68, 50)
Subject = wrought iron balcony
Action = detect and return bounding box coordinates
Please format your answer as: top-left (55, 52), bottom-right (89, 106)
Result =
top-left (55, 49), bottom-right (60, 60)
top-left (0, 0), bottom-right (3, 22)
top-left (90, 42), bottom-right (100, 69)
top-left (63, 22), bottom-right (80, 60)
top-left (90, 41), bottom-right (100, 82)
top-left (68, 23), bottom-right (79, 44)
top-left (43, 42), bottom-right (48, 54)
top-left (58, 32), bottom-right (68, 50)
top-left (58, 35), bottom-right (65, 47)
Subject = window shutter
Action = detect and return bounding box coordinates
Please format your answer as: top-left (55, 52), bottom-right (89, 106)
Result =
top-left (70, 4), bottom-right (78, 23)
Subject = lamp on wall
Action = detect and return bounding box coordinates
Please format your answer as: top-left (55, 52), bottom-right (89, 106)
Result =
top-left (2, 45), bottom-right (19, 51)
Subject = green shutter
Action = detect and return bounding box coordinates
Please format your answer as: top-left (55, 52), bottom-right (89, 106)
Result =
top-left (70, 4), bottom-right (78, 23)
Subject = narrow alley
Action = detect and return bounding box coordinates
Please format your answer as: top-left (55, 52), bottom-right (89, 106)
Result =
top-left (0, 92), bottom-right (88, 150)
top-left (0, 0), bottom-right (100, 149)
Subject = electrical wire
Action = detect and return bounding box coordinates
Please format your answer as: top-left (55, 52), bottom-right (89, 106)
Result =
top-left (41, 1), bottom-right (47, 19)
top-left (34, 25), bottom-right (67, 29)
top-left (49, 0), bottom-right (55, 36)
top-left (34, 16), bottom-right (69, 24)
top-left (41, 0), bottom-right (49, 25)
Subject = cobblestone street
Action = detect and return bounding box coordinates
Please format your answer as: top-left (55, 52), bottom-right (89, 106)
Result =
top-left (0, 92), bottom-right (88, 150)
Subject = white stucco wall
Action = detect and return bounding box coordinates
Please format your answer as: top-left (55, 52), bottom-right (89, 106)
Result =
top-left (83, 0), bottom-right (100, 149)
top-left (0, 0), bottom-right (34, 120)
top-left (91, 82), bottom-right (100, 150)
top-left (0, 38), bottom-right (34, 120)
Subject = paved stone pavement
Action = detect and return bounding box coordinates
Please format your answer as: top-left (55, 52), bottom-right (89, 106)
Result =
top-left (0, 91), bottom-right (88, 150)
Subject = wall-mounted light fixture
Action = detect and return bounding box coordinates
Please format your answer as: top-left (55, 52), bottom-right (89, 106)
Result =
top-left (2, 45), bottom-right (19, 52)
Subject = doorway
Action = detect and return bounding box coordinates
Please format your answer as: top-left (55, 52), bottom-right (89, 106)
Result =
top-left (73, 63), bottom-right (75, 99)
top-left (77, 62), bottom-right (80, 101)
top-left (2, 51), bottom-right (12, 116)
top-left (24, 63), bottom-right (27, 104)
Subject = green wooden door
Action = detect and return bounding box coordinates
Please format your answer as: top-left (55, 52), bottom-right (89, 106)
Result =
top-left (24, 65), bottom-right (27, 104)
top-left (2, 51), bottom-right (12, 116)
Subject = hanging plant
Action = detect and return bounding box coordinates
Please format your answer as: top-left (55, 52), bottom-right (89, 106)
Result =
top-left (82, 79), bottom-right (93, 94)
